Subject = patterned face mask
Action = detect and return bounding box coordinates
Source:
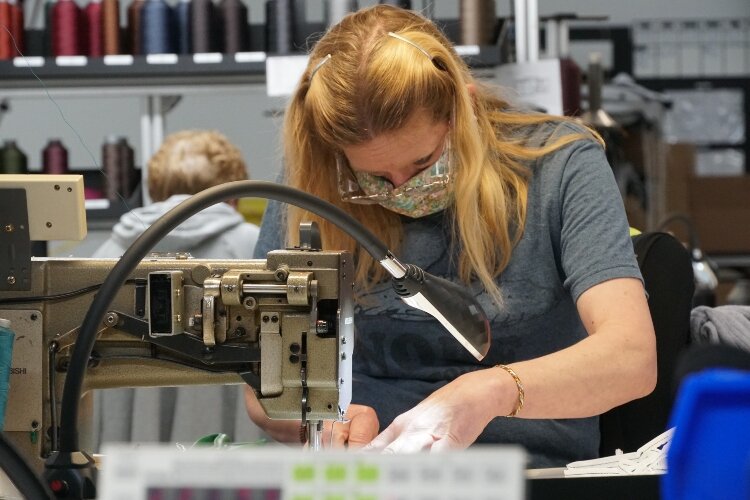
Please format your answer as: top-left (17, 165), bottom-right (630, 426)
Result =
top-left (336, 138), bottom-right (453, 218)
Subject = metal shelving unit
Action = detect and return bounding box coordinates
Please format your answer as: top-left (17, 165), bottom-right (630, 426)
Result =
top-left (636, 76), bottom-right (750, 172)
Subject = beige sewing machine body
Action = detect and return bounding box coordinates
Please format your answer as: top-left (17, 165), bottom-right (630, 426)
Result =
top-left (0, 251), bottom-right (354, 472)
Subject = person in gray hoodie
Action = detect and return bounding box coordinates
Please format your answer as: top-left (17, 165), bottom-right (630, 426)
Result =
top-left (92, 130), bottom-right (264, 449)
top-left (93, 130), bottom-right (259, 259)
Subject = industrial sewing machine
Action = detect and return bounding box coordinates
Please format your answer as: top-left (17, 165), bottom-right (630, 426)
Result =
top-left (0, 175), bottom-right (354, 475)
top-left (1, 251), bottom-right (354, 470)
top-left (0, 174), bottom-right (490, 498)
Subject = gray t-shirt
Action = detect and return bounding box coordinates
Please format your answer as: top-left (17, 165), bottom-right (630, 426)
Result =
top-left (254, 123), bottom-right (642, 468)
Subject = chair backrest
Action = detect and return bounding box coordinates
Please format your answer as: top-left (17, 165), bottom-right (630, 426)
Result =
top-left (599, 232), bottom-right (695, 456)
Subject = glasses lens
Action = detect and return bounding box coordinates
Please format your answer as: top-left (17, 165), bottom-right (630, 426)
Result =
top-left (337, 138), bottom-right (452, 204)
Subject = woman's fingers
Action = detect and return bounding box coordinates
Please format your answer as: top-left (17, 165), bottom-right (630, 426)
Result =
top-left (327, 405), bottom-right (380, 449)
top-left (245, 389), bottom-right (380, 448)
top-left (345, 405), bottom-right (379, 448)
top-left (243, 386), bottom-right (302, 443)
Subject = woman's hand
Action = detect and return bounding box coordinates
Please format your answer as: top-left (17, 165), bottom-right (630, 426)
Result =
top-left (244, 386), bottom-right (302, 443)
top-left (328, 404), bottom-right (380, 449)
top-left (244, 386), bottom-right (379, 448)
top-left (365, 368), bottom-right (513, 453)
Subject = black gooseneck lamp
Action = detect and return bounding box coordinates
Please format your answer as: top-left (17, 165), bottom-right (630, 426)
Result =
top-left (43, 180), bottom-right (491, 498)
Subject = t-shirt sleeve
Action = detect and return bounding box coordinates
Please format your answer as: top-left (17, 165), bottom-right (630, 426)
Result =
top-left (557, 139), bottom-right (642, 302)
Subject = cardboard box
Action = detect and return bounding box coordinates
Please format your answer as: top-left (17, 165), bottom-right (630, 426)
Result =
top-left (658, 143), bottom-right (696, 242)
top-left (689, 175), bottom-right (750, 254)
top-left (664, 144), bottom-right (694, 216)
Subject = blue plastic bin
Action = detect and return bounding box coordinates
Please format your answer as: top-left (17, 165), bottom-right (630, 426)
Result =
top-left (662, 369), bottom-right (750, 500)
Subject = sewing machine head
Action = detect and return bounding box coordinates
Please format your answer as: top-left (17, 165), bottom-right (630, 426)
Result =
top-left (1, 251), bottom-right (354, 469)
top-left (0, 175), bottom-right (354, 470)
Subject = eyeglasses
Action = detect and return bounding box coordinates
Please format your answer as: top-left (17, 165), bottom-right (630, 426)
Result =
top-left (336, 136), bottom-right (453, 204)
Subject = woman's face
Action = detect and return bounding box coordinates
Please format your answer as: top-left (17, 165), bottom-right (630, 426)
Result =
top-left (341, 109), bottom-right (450, 188)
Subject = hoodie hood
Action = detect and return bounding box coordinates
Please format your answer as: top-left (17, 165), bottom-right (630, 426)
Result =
top-left (111, 194), bottom-right (247, 252)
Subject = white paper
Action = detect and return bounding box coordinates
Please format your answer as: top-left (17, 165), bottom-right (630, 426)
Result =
top-left (494, 60), bottom-right (563, 116)
top-left (235, 52), bottom-right (266, 63)
top-left (455, 45), bottom-right (480, 56)
top-left (146, 54), bottom-right (178, 65)
top-left (193, 52), bottom-right (223, 64)
top-left (85, 199), bottom-right (111, 210)
top-left (13, 56), bottom-right (44, 67)
top-left (265, 55), bottom-right (309, 97)
top-left (55, 56), bottom-right (87, 66)
top-left (103, 55), bottom-right (134, 66)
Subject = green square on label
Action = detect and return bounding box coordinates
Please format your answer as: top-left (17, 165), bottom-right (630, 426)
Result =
top-left (291, 496), bottom-right (314, 500)
top-left (292, 465), bottom-right (315, 482)
top-left (325, 464), bottom-right (347, 482)
top-left (356, 464), bottom-right (379, 483)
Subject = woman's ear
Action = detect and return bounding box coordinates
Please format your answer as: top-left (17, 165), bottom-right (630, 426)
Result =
top-left (466, 83), bottom-right (477, 97)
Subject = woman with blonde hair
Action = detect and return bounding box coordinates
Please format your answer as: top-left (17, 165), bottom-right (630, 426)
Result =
top-left (247, 5), bottom-right (655, 467)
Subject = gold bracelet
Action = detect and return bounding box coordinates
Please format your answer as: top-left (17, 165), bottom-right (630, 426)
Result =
top-left (496, 364), bottom-right (525, 417)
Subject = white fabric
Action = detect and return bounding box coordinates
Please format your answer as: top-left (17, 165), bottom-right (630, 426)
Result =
top-left (564, 428), bottom-right (673, 477)
top-left (690, 305), bottom-right (750, 353)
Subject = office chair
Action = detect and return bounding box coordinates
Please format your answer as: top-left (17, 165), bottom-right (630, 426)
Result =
top-left (599, 232), bottom-right (695, 456)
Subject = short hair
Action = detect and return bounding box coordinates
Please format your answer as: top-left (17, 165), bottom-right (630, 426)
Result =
top-left (147, 130), bottom-right (248, 202)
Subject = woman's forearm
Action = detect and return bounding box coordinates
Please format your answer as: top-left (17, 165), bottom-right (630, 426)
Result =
top-left (486, 278), bottom-right (657, 419)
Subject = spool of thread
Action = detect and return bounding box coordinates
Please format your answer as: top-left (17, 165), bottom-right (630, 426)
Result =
top-left (0, 318), bottom-right (15, 432)
top-left (0, 0), bottom-right (13, 60)
top-left (560, 58), bottom-right (581, 116)
top-left (141, 0), bottom-right (175, 54)
top-left (102, 135), bottom-right (123, 200)
top-left (118, 137), bottom-right (136, 199)
top-left (44, 0), bottom-right (54, 56)
top-left (102, 0), bottom-right (120, 55)
top-left (9, 0), bottom-right (24, 55)
top-left (174, 0), bottom-right (190, 54)
top-left (52, 0), bottom-right (82, 56)
top-left (127, 0), bottom-right (144, 55)
top-left (42, 139), bottom-right (69, 175)
top-left (102, 136), bottom-right (137, 200)
top-left (84, 0), bottom-right (103, 56)
top-left (218, 0), bottom-right (248, 54)
top-left (191, 0), bottom-right (215, 53)
top-left (265, 0), bottom-right (295, 54)
top-left (1, 140), bottom-right (28, 174)
top-left (460, 0), bottom-right (496, 46)
top-left (324, 0), bottom-right (356, 28)
top-left (379, 0), bottom-right (411, 8)
top-left (292, 0), bottom-right (307, 50)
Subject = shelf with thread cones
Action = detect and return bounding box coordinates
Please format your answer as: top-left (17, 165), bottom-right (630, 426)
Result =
top-left (0, 22), bottom-right (504, 95)
top-left (0, 46), bottom-right (502, 95)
